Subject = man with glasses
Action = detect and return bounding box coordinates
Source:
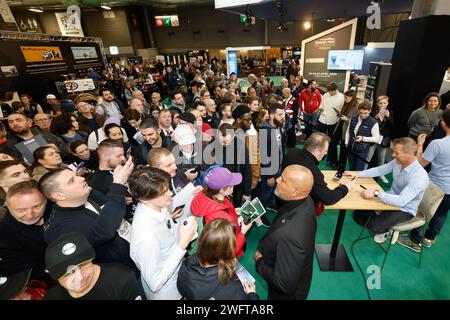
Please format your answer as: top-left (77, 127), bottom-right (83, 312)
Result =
top-left (44, 232), bottom-right (142, 300)
top-left (33, 114), bottom-right (52, 133)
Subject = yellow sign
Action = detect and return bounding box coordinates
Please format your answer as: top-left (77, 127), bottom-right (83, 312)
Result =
top-left (20, 46), bottom-right (63, 63)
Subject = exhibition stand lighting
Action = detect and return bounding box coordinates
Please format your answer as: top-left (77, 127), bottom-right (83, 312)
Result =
top-left (101, 5), bottom-right (112, 10)
top-left (29, 8), bottom-right (43, 13)
top-left (303, 21), bottom-right (311, 30)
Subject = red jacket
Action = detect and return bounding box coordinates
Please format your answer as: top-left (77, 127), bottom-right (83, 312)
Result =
top-left (299, 88), bottom-right (322, 113)
top-left (190, 191), bottom-right (245, 258)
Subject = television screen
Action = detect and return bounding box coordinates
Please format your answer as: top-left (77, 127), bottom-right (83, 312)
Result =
top-left (327, 50), bottom-right (364, 70)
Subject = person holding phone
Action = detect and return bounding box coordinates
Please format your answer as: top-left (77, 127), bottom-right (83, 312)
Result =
top-left (177, 218), bottom-right (259, 300)
top-left (129, 166), bottom-right (197, 300)
top-left (317, 82), bottom-right (345, 167)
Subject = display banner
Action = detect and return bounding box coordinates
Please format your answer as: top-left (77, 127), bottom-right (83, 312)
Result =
top-left (55, 12), bottom-right (84, 37)
top-left (226, 50), bottom-right (238, 77)
top-left (71, 46), bottom-right (98, 60)
top-left (21, 46), bottom-right (64, 63)
top-left (0, 38), bottom-right (103, 100)
top-left (0, 0), bottom-right (18, 31)
top-left (301, 18), bottom-right (358, 92)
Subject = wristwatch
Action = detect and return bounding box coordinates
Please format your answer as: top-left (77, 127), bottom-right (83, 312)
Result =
top-left (374, 190), bottom-right (380, 197)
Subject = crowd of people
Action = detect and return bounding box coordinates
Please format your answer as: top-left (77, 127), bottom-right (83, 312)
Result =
top-left (0, 59), bottom-right (449, 300)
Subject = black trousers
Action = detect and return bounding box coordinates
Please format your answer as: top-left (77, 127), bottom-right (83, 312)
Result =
top-left (317, 121), bottom-right (338, 164)
top-left (353, 210), bottom-right (413, 234)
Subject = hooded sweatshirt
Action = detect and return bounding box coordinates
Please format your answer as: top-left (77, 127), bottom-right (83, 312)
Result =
top-left (190, 191), bottom-right (245, 258)
top-left (177, 254), bottom-right (259, 300)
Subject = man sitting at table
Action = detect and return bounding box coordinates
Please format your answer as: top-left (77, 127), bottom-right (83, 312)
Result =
top-left (283, 132), bottom-right (355, 207)
top-left (350, 137), bottom-right (429, 243)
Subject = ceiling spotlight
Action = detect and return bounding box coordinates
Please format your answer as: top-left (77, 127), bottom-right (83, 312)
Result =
top-left (303, 21), bottom-right (311, 30)
top-left (29, 8), bottom-right (43, 13)
top-left (277, 22), bottom-right (288, 31)
top-left (101, 5), bottom-right (112, 10)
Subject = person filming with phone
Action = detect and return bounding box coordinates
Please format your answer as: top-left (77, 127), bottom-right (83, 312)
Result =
top-left (129, 166), bottom-right (198, 300)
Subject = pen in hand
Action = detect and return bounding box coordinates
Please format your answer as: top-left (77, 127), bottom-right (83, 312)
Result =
top-left (360, 185), bottom-right (367, 190)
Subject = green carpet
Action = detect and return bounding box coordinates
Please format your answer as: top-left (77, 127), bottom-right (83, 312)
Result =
top-left (240, 147), bottom-right (450, 300)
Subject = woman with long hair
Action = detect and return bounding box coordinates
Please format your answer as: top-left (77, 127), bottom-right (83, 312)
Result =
top-left (52, 113), bottom-right (88, 144)
top-left (330, 89), bottom-right (359, 168)
top-left (407, 92), bottom-right (443, 142)
top-left (177, 218), bottom-right (259, 300)
top-left (31, 146), bottom-right (68, 181)
top-left (20, 94), bottom-right (44, 118)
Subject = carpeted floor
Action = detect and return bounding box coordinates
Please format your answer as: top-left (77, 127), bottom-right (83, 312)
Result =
top-left (240, 148), bottom-right (450, 300)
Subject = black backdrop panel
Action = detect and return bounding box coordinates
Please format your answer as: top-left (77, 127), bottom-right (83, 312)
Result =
top-left (387, 15), bottom-right (450, 138)
top-left (0, 39), bottom-right (104, 101)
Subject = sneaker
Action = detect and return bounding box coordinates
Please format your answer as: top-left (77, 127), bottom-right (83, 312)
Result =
top-left (397, 235), bottom-right (422, 253)
top-left (379, 176), bottom-right (388, 184)
top-left (295, 130), bottom-right (302, 136)
top-left (423, 237), bottom-right (436, 248)
top-left (373, 230), bottom-right (393, 243)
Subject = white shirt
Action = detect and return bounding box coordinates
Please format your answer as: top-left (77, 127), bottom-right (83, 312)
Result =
top-left (345, 117), bottom-right (380, 145)
top-left (87, 127), bottom-right (129, 150)
top-left (318, 92), bottom-right (345, 125)
top-left (130, 203), bottom-right (186, 300)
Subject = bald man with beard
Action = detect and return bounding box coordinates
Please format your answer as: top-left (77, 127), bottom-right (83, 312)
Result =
top-left (254, 165), bottom-right (316, 300)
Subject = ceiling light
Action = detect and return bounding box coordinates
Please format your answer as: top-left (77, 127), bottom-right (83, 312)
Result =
top-left (101, 5), bottom-right (112, 10)
top-left (303, 21), bottom-right (311, 30)
top-left (29, 8), bottom-right (43, 13)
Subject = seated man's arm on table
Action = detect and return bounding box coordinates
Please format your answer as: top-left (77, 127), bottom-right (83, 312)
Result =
top-left (358, 160), bottom-right (395, 179)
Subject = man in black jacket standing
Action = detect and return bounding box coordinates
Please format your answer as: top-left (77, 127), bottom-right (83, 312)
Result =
top-left (255, 165), bottom-right (315, 300)
top-left (282, 132), bottom-right (354, 206)
top-left (0, 181), bottom-right (52, 282)
top-left (39, 156), bottom-right (135, 268)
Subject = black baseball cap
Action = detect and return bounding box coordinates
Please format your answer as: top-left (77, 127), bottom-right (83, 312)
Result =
top-left (178, 112), bottom-right (196, 124)
top-left (0, 269), bottom-right (31, 300)
top-left (45, 232), bottom-right (95, 280)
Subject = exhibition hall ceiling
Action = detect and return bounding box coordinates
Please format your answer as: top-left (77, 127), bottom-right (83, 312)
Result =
top-left (7, 0), bottom-right (414, 20)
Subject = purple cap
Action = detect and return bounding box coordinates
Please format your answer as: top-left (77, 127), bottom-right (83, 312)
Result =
top-left (203, 167), bottom-right (242, 190)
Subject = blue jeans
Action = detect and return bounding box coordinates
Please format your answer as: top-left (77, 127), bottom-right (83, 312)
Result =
top-left (303, 112), bottom-right (318, 139)
top-left (348, 149), bottom-right (368, 171)
top-left (260, 176), bottom-right (276, 224)
top-left (410, 193), bottom-right (450, 243)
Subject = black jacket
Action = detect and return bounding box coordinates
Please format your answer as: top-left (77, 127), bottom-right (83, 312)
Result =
top-left (177, 254), bottom-right (259, 300)
top-left (0, 207), bottom-right (52, 281)
top-left (210, 134), bottom-right (252, 204)
top-left (259, 120), bottom-right (285, 179)
top-left (134, 132), bottom-right (171, 166)
top-left (43, 184), bottom-right (134, 268)
top-left (256, 197), bottom-right (316, 300)
top-left (282, 148), bottom-right (348, 205)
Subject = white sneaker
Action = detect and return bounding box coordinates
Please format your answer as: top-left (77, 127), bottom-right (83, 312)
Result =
top-left (379, 176), bottom-right (388, 184)
top-left (374, 230), bottom-right (393, 244)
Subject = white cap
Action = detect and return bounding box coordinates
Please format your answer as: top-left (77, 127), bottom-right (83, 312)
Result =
top-left (173, 124), bottom-right (196, 146)
top-left (46, 94), bottom-right (56, 100)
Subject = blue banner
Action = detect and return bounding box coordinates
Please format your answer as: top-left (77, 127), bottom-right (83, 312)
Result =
top-left (227, 50), bottom-right (238, 77)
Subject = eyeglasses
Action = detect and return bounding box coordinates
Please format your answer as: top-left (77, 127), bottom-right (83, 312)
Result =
top-left (35, 118), bottom-right (51, 123)
top-left (240, 117), bottom-right (252, 121)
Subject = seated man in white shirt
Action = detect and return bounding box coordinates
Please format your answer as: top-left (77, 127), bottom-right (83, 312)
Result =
top-left (129, 166), bottom-right (197, 300)
top-left (349, 137), bottom-right (429, 243)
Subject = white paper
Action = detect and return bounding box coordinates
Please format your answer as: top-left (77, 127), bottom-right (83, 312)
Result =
top-left (170, 182), bottom-right (196, 222)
